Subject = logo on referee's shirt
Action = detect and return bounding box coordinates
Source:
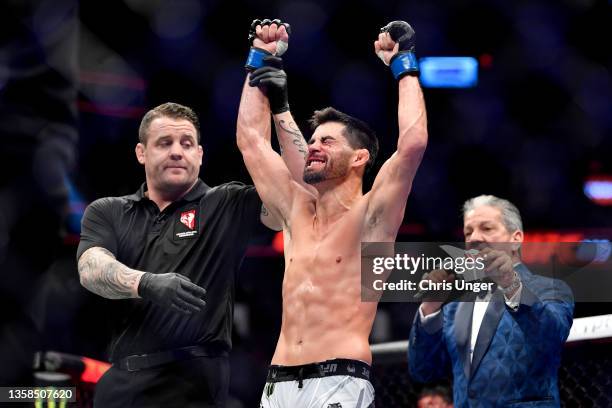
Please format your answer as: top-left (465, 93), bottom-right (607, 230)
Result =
top-left (180, 210), bottom-right (196, 230)
top-left (175, 208), bottom-right (199, 239)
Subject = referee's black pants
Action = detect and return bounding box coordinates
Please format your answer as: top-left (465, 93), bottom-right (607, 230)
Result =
top-left (94, 356), bottom-right (229, 407)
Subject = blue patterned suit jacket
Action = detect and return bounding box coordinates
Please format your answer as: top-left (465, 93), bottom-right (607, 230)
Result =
top-left (408, 264), bottom-right (574, 407)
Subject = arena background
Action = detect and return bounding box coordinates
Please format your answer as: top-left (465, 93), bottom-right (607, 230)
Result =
top-left (0, 0), bottom-right (610, 406)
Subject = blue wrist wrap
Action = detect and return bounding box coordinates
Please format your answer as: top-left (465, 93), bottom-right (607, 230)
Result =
top-left (245, 47), bottom-right (271, 70)
top-left (390, 52), bottom-right (419, 80)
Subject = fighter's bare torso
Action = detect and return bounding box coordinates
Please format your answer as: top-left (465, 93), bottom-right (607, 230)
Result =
top-left (271, 187), bottom-right (392, 366)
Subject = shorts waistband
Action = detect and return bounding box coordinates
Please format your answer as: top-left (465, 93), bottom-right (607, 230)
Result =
top-left (266, 359), bottom-right (371, 384)
top-left (116, 345), bottom-right (228, 372)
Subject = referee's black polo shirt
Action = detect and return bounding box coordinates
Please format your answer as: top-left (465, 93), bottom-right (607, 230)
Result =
top-left (77, 179), bottom-right (261, 362)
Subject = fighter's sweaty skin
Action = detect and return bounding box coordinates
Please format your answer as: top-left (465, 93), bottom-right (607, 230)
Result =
top-left (271, 189), bottom-right (390, 366)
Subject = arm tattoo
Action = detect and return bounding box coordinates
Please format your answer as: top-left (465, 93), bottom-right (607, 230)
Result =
top-left (78, 247), bottom-right (142, 299)
top-left (261, 205), bottom-right (269, 217)
top-left (278, 119), bottom-right (308, 158)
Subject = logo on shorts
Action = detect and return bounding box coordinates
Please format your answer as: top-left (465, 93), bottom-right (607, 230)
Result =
top-left (264, 382), bottom-right (275, 398)
top-left (327, 404), bottom-right (342, 408)
top-left (347, 364), bottom-right (356, 373)
top-left (180, 209), bottom-right (196, 230)
top-left (320, 363), bottom-right (337, 374)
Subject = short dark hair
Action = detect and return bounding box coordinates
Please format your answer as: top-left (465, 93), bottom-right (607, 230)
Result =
top-left (308, 107), bottom-right (379, 174)
top-left (418, 385), bottom-right (453, 404)
top-left (138, 102), bottom-right (200, 144)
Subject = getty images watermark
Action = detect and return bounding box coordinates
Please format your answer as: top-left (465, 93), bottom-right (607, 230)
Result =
top-left (371, 250), bottom-right (494, 294)
top-left (361, 241), bottom-right (612, 303)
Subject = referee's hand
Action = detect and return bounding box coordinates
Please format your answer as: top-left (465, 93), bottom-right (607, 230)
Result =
top-left (138, 272), bottom-right (207, 314)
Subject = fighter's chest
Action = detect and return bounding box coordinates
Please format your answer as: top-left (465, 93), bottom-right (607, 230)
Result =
top-left (290, 200), bottom-right (367, 241)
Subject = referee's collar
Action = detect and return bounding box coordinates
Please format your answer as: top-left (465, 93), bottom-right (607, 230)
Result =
top-left (126, 179), bottom-right (210, 203)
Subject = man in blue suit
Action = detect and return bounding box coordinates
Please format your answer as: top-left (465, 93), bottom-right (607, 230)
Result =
top-left (408, 195), bottom-right (574, 407)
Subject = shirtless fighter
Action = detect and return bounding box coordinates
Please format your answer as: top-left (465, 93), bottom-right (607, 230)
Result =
top-left (238, 20), bottom-right (427, 407)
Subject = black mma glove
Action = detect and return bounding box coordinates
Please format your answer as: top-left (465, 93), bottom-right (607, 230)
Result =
top-left (245, 18), bottom-right (291, 71)
top-left (380, 21), bottom-right (419, 79)
top-left (138, 272), bottom-right (206, 314)
top-left (248, 55), bottom-right (289, 114)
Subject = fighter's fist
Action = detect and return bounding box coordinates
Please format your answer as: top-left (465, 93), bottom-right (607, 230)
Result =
top-left (382, 21), bottom-right (416, 53)
top-left (375, 21), bottom-right (416, 65)
top-left (376, 21), bottom-right (419, 79)
top-left (249, 18), bottom-right (291, 56)
top-left (374, 31), bottom-right (399, 66)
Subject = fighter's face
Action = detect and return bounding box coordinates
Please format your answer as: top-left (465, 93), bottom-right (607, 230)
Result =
top-left (463, 205), bottom-right (522, 249)
top-left (136, 117), bottom-right (203, 196)
top-left (304, 122), bottom-right (353, 185)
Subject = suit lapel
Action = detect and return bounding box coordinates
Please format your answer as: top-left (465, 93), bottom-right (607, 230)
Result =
top-left (515, 263), bottom-right (532, 283)
top-left (454, 300), bottom-right (474, 379)
top-left (470, 290), bottom-right (505, 377)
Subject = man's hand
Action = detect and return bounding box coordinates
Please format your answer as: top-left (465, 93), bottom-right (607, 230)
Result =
top-left (374, 29), bottom-right (399, 66)
top-left (376, 20), bottom-right (416, 64)
top-left (419, 269), bottom-right (455, 316)
top-left (375, 21), bottom-right (419, 79)
top-left (246, 18), bottom-right (291, 113)
top-left (249, 55), bottom-right (289, 114)
top-left (138, 272), bottom-right (207, 314)
top-left (480, 246), bottom-right (518, 290)
top-left (249, 18), bottom-right (290, 56)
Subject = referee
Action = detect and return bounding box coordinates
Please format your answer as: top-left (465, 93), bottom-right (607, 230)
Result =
top-left (77, 102), bottom-right (284, 407)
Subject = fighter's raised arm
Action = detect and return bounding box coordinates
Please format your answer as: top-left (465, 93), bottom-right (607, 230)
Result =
top-left (237, 19), bottom-right (304, 229)
top-left (366, 21), bottom-right (428, 239)
top-left (246, 20), bottom-right (316, 194)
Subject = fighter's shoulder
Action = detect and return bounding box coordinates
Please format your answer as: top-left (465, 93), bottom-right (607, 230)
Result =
top-left (362, 189), bottom-right (382, 209)
top-left (360, 192), bottom-right (384, 223)
top-left (283, 184), bottom-right (318, 213)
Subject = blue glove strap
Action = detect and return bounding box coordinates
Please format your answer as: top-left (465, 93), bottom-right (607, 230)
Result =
top-left (245, 47), bottom-right (271, 70)
top-left (390, 52), bottom-right (419, 80)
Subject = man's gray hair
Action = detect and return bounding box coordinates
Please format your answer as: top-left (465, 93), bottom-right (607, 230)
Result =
top-left (463, 195), bottom-right (523, 232)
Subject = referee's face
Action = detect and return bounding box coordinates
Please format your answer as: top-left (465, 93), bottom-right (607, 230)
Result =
top-left (136, 117), bottom-right (203, 196)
